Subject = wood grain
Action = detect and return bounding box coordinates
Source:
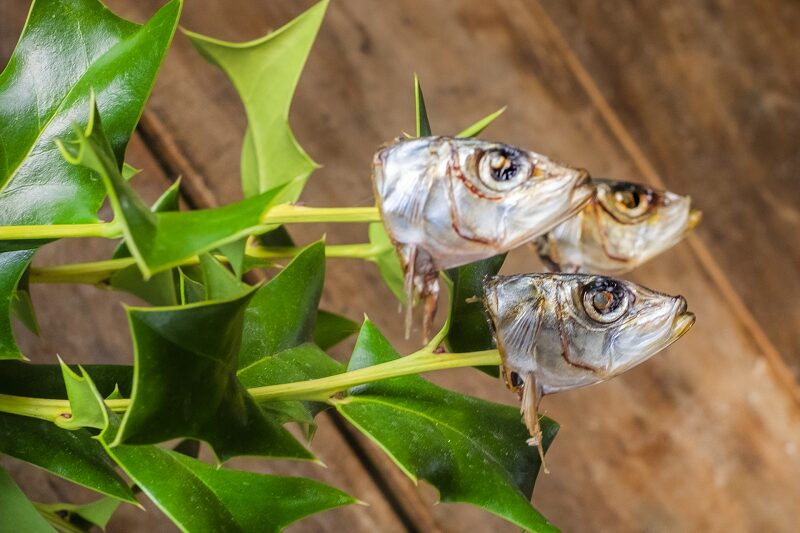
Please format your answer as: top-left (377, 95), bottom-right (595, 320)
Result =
top-left (109, 1), bottom-right (800, 531)
top-left (3, 0), bottom-right (800, 531)
top-left (535, 0), bottom-right (800, 381)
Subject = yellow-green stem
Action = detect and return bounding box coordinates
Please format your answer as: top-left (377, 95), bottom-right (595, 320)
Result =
top-left (0, 221), bottom-right (120, 240)
top-left (260, 205), bottom-right (380, 224)
top-left (251, 350), bottom-right (498, 403)
top-left (29, 243), bottom-right (387, 284)
top-left (0, 350), bottom-right (500, 424)
top-left (0, 205), bottom-right (381, 242)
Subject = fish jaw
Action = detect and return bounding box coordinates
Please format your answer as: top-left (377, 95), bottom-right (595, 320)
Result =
top-left (604, 294), bottom-right (695, 378)
top-left (688, 207), bottom-right (703, 230)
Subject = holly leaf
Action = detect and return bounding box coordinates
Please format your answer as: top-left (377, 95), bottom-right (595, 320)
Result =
top-left (0, 249), bottom-right (35, 360)
top-left (58, 100), bottom-right (288, 278)
top-left (178, 269), bottom-right (206, 304)
top-left (0, 0), bottom-right (181, 229)
top-left (0, 466), bottom-right (53, 533)
top-left (37, 497), bottom-right (121, 531)
top-left (313, 310), bottom-right (358, 350)
top-left (368, 223), bottom-right (406, 304)
top-left (11, 266), bottom-right (39, 336)
top-left (111, 178), bottom-right (182, 260)
top-left (334, 320), bottom-right (559, 532)
top-left (455, 107), bottom-right (507, 138)
top-left (0, 361), bottom-right (135, 503)
top-left (445, 254), bottom-right (506, 377)
top-left (111, 289), bottom-right (312, 462)
top-left (65, 367), bottom-right (355, 532)
top-left (199, 254), bottom-right (249, 300)
top-left (239, 241), bottom-right (325, 369)
top-left (414, 74), bottom-right (432, 137)
top-left (0, 361), bottom-right (132, 397)
top-left (109, 180), bottom-right (182, 306)
top-left (238, 343), bottom-right (344, 435)
top-left (185, 0), bottom-right (327, 200)
top-left (215, 238), bottom-right (248, 279)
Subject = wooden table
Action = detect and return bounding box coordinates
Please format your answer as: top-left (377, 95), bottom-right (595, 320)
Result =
top-left (2, 1), bottom-right (799, 531)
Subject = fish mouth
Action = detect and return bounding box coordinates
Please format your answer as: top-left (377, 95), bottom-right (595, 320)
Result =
top-left (688, 208), bottom-right (703, 230)
top-left (668, 297), bottom-right (695, 344)
top-left (673, 312), bottom-right (695, 338)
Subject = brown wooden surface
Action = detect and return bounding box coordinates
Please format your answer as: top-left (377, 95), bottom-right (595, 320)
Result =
top-left (3, 1), bottom-right (800, 532)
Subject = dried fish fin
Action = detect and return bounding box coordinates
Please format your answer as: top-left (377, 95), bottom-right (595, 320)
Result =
top-left (421, 277), bottom-right (439, 342)
top-left (501, 296), bottom-right (544, 359)
top-left (401, 245), bottom-right (417, 340)
top-left (399, 245), bottom-right (440, 341)
top-left (521, 372), bottom-right (548, 474)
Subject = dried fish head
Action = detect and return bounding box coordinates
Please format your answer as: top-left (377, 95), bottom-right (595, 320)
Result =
top-left (373, 136), bottom-right (594, 337)
top-left (536, 179), bottom-right (702, 274)
top-left (483, 273), bottom-right (694, 446)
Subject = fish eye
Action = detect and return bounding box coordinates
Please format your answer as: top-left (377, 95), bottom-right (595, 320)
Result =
top-left (612, 184), bottom-right (652, 218)
top-left (478, 147), bottom-right (532, 191)
top-left (582, 278), bottom-right (631, 323)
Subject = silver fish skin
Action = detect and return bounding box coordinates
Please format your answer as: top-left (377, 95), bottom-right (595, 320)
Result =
top-left (483, 273), bottom-right (694, 449)
top-left (373, 136), bottom-right (594, 337)
top-left (536, 179), bottom-right (702, 275)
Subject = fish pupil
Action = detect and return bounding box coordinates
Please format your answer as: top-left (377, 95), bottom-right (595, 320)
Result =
top-left (616, 190), bottom-right (638, 208)
top-left (489, 150), bottom-right (517, 181)
top-left (593, 290), bottom-right (614, 312)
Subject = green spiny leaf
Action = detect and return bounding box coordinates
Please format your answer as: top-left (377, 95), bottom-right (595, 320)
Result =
top-left (215, 238), bottom-right (248, 279)
top-left (238, 342), bottom-right (344, 434)
top-left (239, 241), bottom-right (325, 369)
top-left (185, 0), bottom-right (327, 200)
top-left (178, 267), bottom-right (206, 304)
top-left (122, 163), bottom-right (141, 181)
top-left (0, 361), bottom-right (135, 503)
top-left (199, 254), bottom-right (249, 301)
top-left (59, 100), bottom-right (288, 278)
top-left (0, 466), bottom-right (53, 532)
top-left (109, 178), bottom-right (182, 306)
top-left (112, 178), bottom-right (183, 260)
top-left (0, 0), bottom-right (181, 229)
top-left (0, 249), bottom-right (35, 360)
top-left (36, 497), bottom-right (122, 531)
top-left (445, 254), bottom-right (506, 377)
top-left (335, 320), bottom-right (559, 532)
top-left (112, 289), bottom-right (312, 462)
top-left (0, 361), bottom-right (132, 398)
top-left (74, 368), bottom-right (355, 532)
top-left (313, 310), bottom-right (359, 350)
top-left (456, 107), bottom-right (507, 138)
top-left (368, 223), bottom-right (406, 304)
top-left (58, 362), bottom-right (106, 430)
top-left (414, 74), bottom-right (432, 137)
top-left (11, 266), bottom-right (39, 336)
top-left (0, 414), bottom-right (136, 505)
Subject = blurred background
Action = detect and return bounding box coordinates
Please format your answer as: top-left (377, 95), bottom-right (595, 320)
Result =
top-left (1, 1), bottom-right (799, 531)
